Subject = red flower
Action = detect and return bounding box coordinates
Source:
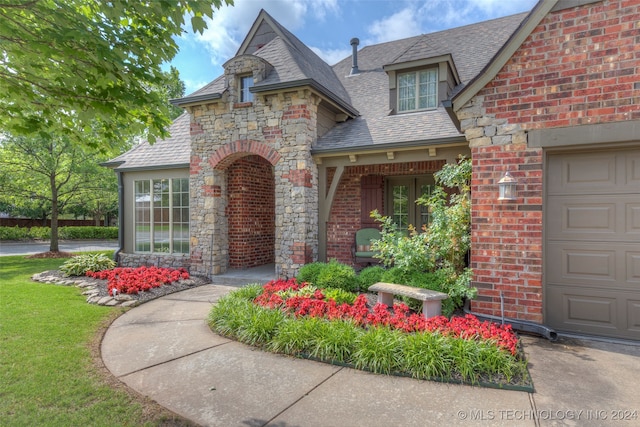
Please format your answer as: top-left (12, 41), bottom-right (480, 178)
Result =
top-left (87, 266), bottom-right (189, 295)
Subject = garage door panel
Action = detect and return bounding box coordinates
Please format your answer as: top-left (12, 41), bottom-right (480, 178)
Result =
top-left (545, 146), bottom-right (640, 340)
top-left (547, 286), bottom-right (617, 331)
top-left (628, 300), bottom-right (640, 333)
top-left (626, 152), bottom-right (640, 186)
top-left (628, 204), bottom-right (640, 234)
top-left (628, 252), bottom-right (640, 284)
top-left (547, 286), bottom-right (640, 339)
top-left (547, 196), bottom-right (638, 241)
top-left (547, 152), bottom-right (616, 195)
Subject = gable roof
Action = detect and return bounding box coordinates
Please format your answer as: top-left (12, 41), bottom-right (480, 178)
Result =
top-left (173, 9), bottom-right (356, 116)
top-left (102, 112), bottom-right (191, 171)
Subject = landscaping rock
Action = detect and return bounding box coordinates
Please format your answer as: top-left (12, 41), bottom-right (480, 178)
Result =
top-left (31, 270), bottom-right (211, 307)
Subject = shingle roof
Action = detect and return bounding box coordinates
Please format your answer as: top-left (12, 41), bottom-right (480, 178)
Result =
top-left (314, 12), bottom-right (528, 152)
top-left (110, 11), bottom-right (531, 167)
top-left (103, 112), bottom-right (191, 171)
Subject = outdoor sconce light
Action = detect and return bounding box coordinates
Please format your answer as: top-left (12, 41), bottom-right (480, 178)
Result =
top-left (498, 171), bottom-right (517, 201)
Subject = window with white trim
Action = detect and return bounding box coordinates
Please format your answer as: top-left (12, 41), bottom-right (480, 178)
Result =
top-left (398, 69), bottom-right (438, 112)
top-left (240, 75), bottom-right (254, 102)
top-left (134, 178), bottom-right (189, 254)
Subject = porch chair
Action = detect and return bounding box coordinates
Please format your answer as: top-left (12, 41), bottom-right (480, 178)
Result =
top-left (354, 228), bottom-right (381, 265)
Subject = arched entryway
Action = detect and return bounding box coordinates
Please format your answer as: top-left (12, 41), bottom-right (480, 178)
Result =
top-left (226, 155), bottom-right (275, 269)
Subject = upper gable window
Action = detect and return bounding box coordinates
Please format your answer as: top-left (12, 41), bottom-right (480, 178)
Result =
top-left (240, 75), bottom-right (254, 102)
top-left (398, 69), bottom-right (437, 112)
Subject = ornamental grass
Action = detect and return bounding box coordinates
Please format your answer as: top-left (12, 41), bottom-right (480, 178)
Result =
top-left (209, 279), bottom-right (531, 387)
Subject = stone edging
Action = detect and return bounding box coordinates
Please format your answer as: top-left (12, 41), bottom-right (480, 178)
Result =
top-left (31, 271), bottom-right (138, 308)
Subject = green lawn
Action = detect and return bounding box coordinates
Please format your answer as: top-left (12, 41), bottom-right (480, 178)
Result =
top-left (0, 254), bottom-right (194, 426)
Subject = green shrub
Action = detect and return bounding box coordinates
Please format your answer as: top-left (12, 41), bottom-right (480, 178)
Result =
top-left (0, 225), bottom-right (119, 241)
top-left (28, 226), bottom-right (51, 240)
top-left (296, 262), bottom-right (326, 285)
top-left (401, 332), bottom-right (452, 380)
top-left (323, 287), bottom-right (357, 305)
top-left (235, 303), bottom-right (285, 347)
top-left (232, 283), bottom-right (264, 301)
top-left (0, 226), bottom-right (30, 240)
top-left (308, 319), bottom-right (361, 363)
top-left (315, 260), bottom-right (358, 292)
top-left (357, 265), bottom-right (385, 291)
top-left (59, 253), bottom-right (116, 277)
top-left (353, 326), bottom-right (404, 375)
top-left (59, 226), bottom-right (118, 239)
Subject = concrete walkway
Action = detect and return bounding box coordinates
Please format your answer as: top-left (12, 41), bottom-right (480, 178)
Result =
top-left (101, 285), bottom-right (640, 427)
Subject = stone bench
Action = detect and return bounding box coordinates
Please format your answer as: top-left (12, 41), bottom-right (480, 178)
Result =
top-left (368, 282), bottom-right (448, 319)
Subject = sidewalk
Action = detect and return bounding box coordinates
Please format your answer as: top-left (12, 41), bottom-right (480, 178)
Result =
top-left (101, 285), bottom-right (640, 427)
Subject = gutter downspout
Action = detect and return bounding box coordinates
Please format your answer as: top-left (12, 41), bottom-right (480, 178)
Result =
top-left (463, 299), bottom-right (558, 341)
top-left (114, 171), bottom-right (124, 263)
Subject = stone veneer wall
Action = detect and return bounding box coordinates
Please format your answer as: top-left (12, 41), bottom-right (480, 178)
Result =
top-left (118, 253), bottom-right (190, 270)
top-left (188, 55), bottom-right (320, 279)
top-left (458, 0), bottom-right (639, 323)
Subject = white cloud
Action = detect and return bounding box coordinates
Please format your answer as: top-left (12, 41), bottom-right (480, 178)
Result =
top-left (183, 79), bottom-right (209, 94)
top-left (365, 7), bottom-right (423, 45)
top-left (310, 46), bottom-right (352, 66)
top-left (192, 0), bottom-right (340, 71)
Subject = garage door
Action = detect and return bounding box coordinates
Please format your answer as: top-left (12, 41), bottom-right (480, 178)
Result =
top-left (545, 146), bottom-right (640, 340)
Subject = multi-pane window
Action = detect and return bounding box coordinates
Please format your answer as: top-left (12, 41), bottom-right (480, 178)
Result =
top-left (134, 178), bottom-right (189, 254)
top-left (387, 176), bottom-right (435, 234)
top-left (240, 75), bottom-right (254, 102)
top-left (398, 69), bottom-right (438, 112)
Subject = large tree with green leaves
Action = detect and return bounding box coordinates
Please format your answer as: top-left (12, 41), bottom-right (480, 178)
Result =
top-left (0, 134), bottom-right (109, 251)
top-left (0, 0), bottom-right (230, 149)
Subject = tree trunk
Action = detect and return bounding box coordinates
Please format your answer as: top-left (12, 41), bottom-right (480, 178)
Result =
top-left (49, 175), bottom-right (59, 252)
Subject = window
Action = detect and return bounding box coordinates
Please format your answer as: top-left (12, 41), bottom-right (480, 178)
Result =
top-left (134, 178), bottom-right (189, 254)
top-left (240, 75), bottom-right (254, 102)
top-left (386, 176), bottom-right (434, 234)
top-left (398, 69), bottom-right (437, 112)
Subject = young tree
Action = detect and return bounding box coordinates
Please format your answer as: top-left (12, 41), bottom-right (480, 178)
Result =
top-left (0, 134), bottom-right (113, 252)
top-left (164, 66), bottom-right (187, 120)
top-left (0, 0), bottom-right (230, 149)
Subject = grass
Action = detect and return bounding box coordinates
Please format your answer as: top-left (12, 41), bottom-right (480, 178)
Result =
top-left (0, 253), bottom-right (194, 426)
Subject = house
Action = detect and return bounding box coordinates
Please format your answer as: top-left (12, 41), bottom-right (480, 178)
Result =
top-left (104, 0), bottom-right (640, 341)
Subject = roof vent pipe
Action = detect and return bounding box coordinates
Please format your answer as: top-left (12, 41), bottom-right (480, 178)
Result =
top-left (350, 37), bottom-right (360, 75)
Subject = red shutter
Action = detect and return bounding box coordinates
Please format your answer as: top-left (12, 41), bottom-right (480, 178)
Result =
top-left (360, 175), bottom-right (383, 228)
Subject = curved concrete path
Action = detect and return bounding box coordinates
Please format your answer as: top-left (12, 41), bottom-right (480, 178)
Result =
top-left (102, 285), bottom-right (640, 427)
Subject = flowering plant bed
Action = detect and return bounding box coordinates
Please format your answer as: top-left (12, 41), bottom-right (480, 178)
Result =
top-left (209, 279), bottom-right (532, 390)
top-left (86, 266), bottom-right (190, 295)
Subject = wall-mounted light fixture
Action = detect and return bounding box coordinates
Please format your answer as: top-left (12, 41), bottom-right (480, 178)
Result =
top-left (498, 171), bottom-right (517, 201)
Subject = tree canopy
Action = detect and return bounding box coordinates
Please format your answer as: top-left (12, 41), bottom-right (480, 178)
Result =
top-left (0, 0), bottom-right (230, 149)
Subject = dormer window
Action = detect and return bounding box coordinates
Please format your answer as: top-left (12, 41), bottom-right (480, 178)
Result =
top-left (240, 75), bottom-right (254, 102)
top-left (397, 69), bottom-right (437, 112)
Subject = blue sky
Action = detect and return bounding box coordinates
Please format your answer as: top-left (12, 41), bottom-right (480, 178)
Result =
top-left (167, 0), bottom-right (538, 95)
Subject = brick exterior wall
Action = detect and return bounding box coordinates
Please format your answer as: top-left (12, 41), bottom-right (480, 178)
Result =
top-left (327, 160), bottom-right (446, 265)
top-left (458, 0), bottom-right (639, 323)
top-left (227, 155), bottom-right (275, 268)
